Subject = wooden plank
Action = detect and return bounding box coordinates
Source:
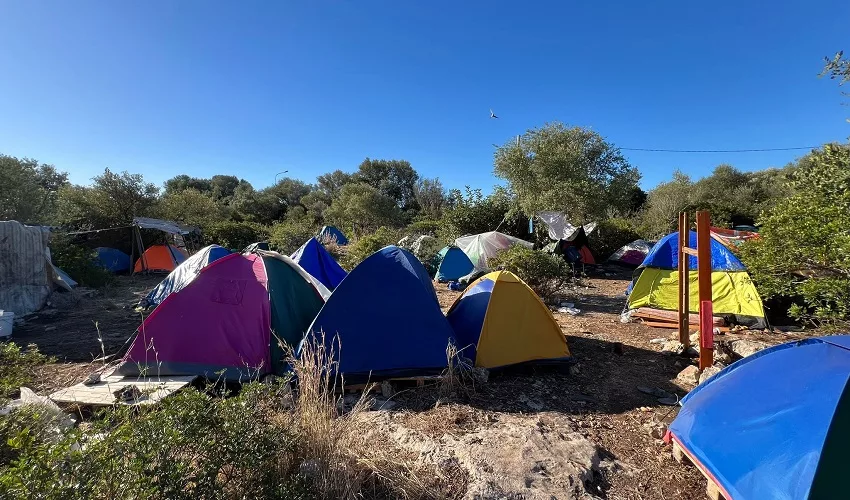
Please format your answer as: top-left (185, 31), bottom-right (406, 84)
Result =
top-left (696, 211), bottom-right (714, 370)
top-left (672, 440), bottom-right (728, 500)
top-left (634, 307), bottom-right (725, 326)
top-left (681, 247), bottom-right (699, 257)
top-left (49, 374), bottom-right (195, 407)
top-left (641, 320), bottom-right (730, 332)
top-left (678, 213), bottom-right (690, 347)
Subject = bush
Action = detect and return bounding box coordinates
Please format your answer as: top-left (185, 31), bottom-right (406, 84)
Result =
top-left (270, 218), bottom-right (316, 255)
top-left (50, 235), bottom-right (112, 287)
top-left (341, 226), bottom-right (401, 269)
top-left (488, 245), bottom-right (573, 300)
top-left (739, 144), bottom-right (850, 326)
top-left (0, 343), bottom-right (52, 402)
top-left (206, 220), bottom-right (270, 251)
top-left (589, 218), bottom-right (642, 260)
top-left (405, 219), bottom-right (441, 237)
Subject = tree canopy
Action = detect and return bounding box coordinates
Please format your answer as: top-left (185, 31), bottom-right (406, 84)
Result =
top-left (0, 155), bottom-right (68, 224)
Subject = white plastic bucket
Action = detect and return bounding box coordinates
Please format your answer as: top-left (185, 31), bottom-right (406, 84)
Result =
top-left (0, 311), bottom-right (14, 338)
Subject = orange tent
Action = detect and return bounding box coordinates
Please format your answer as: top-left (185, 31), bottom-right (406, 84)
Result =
top-left (134, 245), bottom-right (188, 273)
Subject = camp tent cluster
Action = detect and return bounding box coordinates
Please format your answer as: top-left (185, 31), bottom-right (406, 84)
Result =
top-left (118, 236), bottom-right (573, 381)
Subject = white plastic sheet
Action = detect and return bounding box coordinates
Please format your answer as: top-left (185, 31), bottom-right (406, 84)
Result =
top-left (536, 211), bottom-right (597, 240)
top-left (455, 231), bottom-right (533, 270)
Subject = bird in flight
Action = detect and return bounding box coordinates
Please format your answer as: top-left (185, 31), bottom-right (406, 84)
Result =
top-left (490, 109), bottom-right (499, 119)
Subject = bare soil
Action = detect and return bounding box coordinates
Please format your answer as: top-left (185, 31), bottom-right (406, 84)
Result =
top-left (10, 266), bottom-right (811, 498)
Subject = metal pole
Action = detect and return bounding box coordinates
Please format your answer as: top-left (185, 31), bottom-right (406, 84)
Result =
top-left (274, 170), bottom-right (289, 184)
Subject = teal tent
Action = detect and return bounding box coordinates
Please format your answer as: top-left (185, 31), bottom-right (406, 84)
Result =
top-left (435, 246), bottom-right (475, 282)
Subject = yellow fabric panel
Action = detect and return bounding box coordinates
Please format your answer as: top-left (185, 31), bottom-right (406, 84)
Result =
top-left (627, 268), bottom-right (765, 318)
top-left (474, 273), bottom-right (571, 368)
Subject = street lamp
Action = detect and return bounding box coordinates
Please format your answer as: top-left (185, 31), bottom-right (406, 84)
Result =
top-left (274, 170), bottom-right (289, 184)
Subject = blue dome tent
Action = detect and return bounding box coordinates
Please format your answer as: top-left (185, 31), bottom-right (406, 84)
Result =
top-left (434, 246), bottom-right (475, 283)
top-left (291, 238), bottom-right (347, 290)
top-left (668, 336), bottom-right (850, 499)
top-left (301, 246), bottom-right (455, 380)
top-left (317, 225), bottom-right (348, 245)
top-left (95, 247), bottom-right (132, 273)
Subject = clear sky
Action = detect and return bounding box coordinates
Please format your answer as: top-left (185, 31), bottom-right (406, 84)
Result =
top-left (1, 1), bottom-right (848, 192)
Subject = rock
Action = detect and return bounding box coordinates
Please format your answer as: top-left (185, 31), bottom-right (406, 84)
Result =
top-left (568, 363), bottom-right (580, 376)
top-left (689, 332), bottom-right (700, 344)
top-left (699, 365), bottom-right (723, 385)
top-left (661, 340), bottom-right (685, 356)
top-left (714, 351), bottom-right (733, 365)
top-left (649, 338), bottom-right (667, 344)
top-left (730, 339), bottom-right (770, 359)
top-left (644, 422), bottom-right (667, 439)
top-left (676, 365), bottom-right (700, 386)
top-left (472, 367), bottom-right (489, 385)
top-left (380, 381), bottom-right (394, 398)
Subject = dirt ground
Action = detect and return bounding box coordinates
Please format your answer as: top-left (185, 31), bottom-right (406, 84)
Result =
top-left (8, 266), bottom-right (810, 498)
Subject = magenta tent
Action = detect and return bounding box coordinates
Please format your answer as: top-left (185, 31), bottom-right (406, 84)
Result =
top-left (116, 251), bottom-right (330, 381)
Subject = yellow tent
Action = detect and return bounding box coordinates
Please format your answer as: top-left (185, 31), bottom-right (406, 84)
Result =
top-left (446, 271), bottom-right (571, 368)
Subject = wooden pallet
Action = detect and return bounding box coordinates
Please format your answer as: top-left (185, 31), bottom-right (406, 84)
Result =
top-left (640, 319), bottom-right (731, 332)
top-left (50, 374), bottom-right (196, 407)
top-left (672, 439), bottom-right (727, 500)
top-left (345, 375), bottom-right (443, 395)
top-left (634, 307), bottom-right (726, 326)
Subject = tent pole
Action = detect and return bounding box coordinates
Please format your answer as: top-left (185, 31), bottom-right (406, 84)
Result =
top-left (135, 226), bottom-right (147, 273)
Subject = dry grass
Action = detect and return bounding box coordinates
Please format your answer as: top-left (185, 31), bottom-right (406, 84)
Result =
top-left (288, 332), bottom-right (451, 499)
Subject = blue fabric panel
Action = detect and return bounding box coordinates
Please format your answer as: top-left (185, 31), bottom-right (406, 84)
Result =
top-left (446, 279), bottom-right (494, 361)
top-left (167, 245), bottom-right (187, 265)
top-left (95, 247), bottom-right (132, 273)
top-left (302, 246), bottom-right (454, 378)
top-left (318, 226), bottom-right (349, 245)
top-left (640, 231), bottom-right (746, 271)
top-left (144, 245), bottom-right (231, 307)
top-left (670, 336), bottom-right (850, 500)
top-left (291, 238), bottom-right (348, 290)
top-left (436, 248), bottom-right (475, 282)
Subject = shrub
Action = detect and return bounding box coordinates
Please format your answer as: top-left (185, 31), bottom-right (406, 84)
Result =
top-left (270, 218), bottom-right (316, 255)
top-left (488, 245), bottom-right (573, 300)
top-left (739, 143), bottom-right (850, 326)
top-left (50, 234), bottom-right (113, 287)
top-left (589, 218), bottom-right (642, 260)
top-left (0, 343), bottom-right (52, 402)
top-left (341, 226), bottom-right (402, 269)
top-left (405, 219), bottom-right (441, 237)
top-left (205, 220), bottom-right (270, 251)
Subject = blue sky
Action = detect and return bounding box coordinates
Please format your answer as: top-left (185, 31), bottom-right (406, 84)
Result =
top-left (1, 1), bottom-right (848, 192)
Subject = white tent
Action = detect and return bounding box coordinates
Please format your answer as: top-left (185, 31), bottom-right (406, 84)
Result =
top-left (455, 231), bottom-right (533, 270)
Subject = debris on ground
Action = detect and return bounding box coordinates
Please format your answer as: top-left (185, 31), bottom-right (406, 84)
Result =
top-left (698, 365), bottom-right (723, 385)
top-left (728, 339), bottom-right (770, 359)
top-left (676, 365), bottom-right (700, 386)
top-left (649, 337), bottom-right (667, 344)
top-left (643, 422), bottom-right (667, 439)
top-left (661, 340), bottom-right (685, 355)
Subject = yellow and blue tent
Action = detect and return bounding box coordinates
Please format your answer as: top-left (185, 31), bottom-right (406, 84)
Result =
top-left (446, 271), bottom-right (571, 368)
top-left (626, 231), bottom-right (766, 328)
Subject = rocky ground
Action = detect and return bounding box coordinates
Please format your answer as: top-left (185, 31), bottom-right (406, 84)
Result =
top-left (9, 266), bottom-right (812, 499)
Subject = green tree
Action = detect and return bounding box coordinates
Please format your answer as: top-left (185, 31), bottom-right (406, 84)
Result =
top-left (57, 168), bottom-right (159, 229)
top-left (163, 174), bottom-right (212, 196)
top-left (316, 169), bottom-right (354, 198)
top-left (355, 159), bottom-right (420, 211)
top-left (494, 123), bottom-right (640, 222)
top-left (440, 186), bottom-right (526, 240)
top-left (209, 175), bottom-right (241, 202)
top-left (0, 155), bottom-right (69, 224)
top-left (159, 188), bottom-right (228, 230)
top-left (414, 177), bottom-right (448, 219)
top-left (205, 221), bottom-right (270, 250)
top-left (740, 143), bottom-right (850, 324)
top-left (300, 190), bottom-right (332, 223)
top-left (324, 183), bottom-right (403, 235)
top-left (821, 50), bottom-right (850, 114)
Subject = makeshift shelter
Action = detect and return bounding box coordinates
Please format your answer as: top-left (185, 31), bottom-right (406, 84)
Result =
top-left (0, 221), bottom-right (59, 315)
top-left (446, 271), bottom-right (571, 368)
top-left (243, 241), bottom-right (270, 253)
top-left (710, 226), bottom-right (759, 250)
top-left (117, 252), bottom-right (330, 380)
top-left (546, 226), bottom-right (596, 265)
top-left (133, 244), bottom-right (188, 273)
top-left (434, 246), bottom-right (475, 282)
top-left (608, 239), bottom-right (652, 267)
top-left (302, 246), bottom-right (455, 380)
top-left (317, 225), bottom-right (348, 245)
top-left (141, 245), bottom-right (231, 308)
top-left (667, 336), bottom-right (850, 500)
top-left (455, 231), bottom-right (533, 270)
top-left (291, 238), bottom-right (347, 290)
top-left (626, 231), bottom-right (766, 327)
top-left (95, 247), bottom-right (132, 273)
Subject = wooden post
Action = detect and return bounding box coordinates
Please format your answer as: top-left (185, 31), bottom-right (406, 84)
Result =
top-left (677, 213), bottom-right (690, 347)
top-left (696, 211), bottom-right (713, 369)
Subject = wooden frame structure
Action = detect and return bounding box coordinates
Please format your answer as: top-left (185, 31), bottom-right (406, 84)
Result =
top-left (678, 211), bottom-right (714, 369)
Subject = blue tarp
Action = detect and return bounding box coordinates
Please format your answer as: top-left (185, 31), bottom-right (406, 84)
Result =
top-left (435, 246), bottom-right (475, 282)
top-left (669, 336), bottom-right (850, 499)
top-left (446, 278), bottom-right (494, 360)
top-left (291, 238), bottom-right (347, 290)
top-left (317, 225), bottom-right (349, 245)
top-left (640, 231), bottom-right (746, 271)
top-left (142, 245), bottom-right (230, 307)
top-left (95, 247), bottom-right (131, 273)
top-left (302, 246), bottom-right (454, 379)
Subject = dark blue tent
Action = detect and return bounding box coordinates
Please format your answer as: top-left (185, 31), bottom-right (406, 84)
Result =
top-left (639, 231), bottom-right (746, 271)
top-left (317, 225), bottom-right (349, 245)
top-left (668, 336), bottom-right (850, 499)
top-left (141, 245), bottom-right (231, 307)
top-left (302, 246), bottom-right (454, 380)
top-left (435, 246), bottom-right (475, 282)
top-left (95, 247), bottom-right (132, 273)
top-left (291, 238), bottom-right (347, 290)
